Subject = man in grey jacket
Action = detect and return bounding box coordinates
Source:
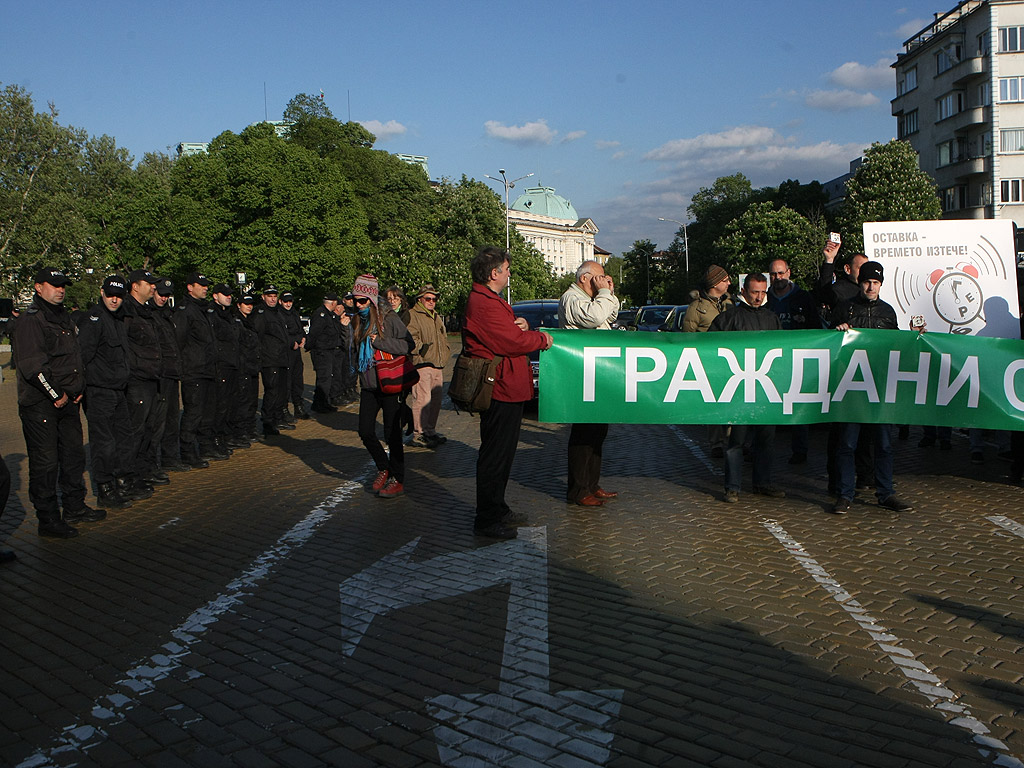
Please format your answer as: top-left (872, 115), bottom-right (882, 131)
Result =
top-left (558, 260), bottom-right (620, 507)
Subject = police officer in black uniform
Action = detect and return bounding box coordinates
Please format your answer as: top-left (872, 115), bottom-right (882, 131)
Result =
top-left (13, 267), bottom-right (103, 538)
top-left (173, 272), bottom-right (219, 466)
top-left (211, 283), bottom-right (246, 452)
top-left (231, 294), bottom-right (262, 443)
top-left (307, 292), bottom-right (342, 412)
top-left (77, 275), bottom-right (148, 507)
top-left (150, 278), bottom-right (189, 472)
top-left (251, 285), bottom-right (292, 435)
top-left (331, 294), bottom-right (358, 405)
top-left (123, 269), bottom-right (167, 487)
top-left (279, 291), bottom-right (309, 421)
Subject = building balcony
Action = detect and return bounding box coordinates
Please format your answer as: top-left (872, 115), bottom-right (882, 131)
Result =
top-left (950, 156), bottom-right (988, 178)
top-left (938, 106), bottom-right (990, 133)
top-left (949, 56), bottom-right (986, 85)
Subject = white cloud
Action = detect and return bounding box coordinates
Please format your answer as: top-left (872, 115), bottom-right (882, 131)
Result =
top-left (896, 17), bottom-right (930, 38)
top-left (805, 89), bottom-right (881, 111)
top-left (612, 151), bottom-right (629, 161)
top-left (358, 119), bottom-right (407, 140)
top-left (646, 125), bottom-right (779, 161)
top-left (484, 119), bottom-right (556, 145)
top-left (595, 139), bottom-right (621, 150)
top-left (828, 58), bottom-right (893, 91)
top-left (562, 130), bottom-right (587, 143)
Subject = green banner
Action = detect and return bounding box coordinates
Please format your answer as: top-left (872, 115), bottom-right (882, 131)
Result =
top-left (538, 328), bottom-right (1024, 430)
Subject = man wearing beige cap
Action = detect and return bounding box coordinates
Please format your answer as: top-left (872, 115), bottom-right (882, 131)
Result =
top-left (406, 283), bottom-right (450, 448)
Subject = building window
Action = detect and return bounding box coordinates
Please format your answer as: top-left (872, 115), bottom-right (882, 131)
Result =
top-left (978, 32), bottom-right (990, 56)
top-left (941, 186), bottom-right (967, 212)
top-left (980, 132), bottom-right (993, 156)
top-left (999, 26), bottom-right (1024, 52)
top-left (937, 137), bottom-right (967, 167)
top-left (977, 82), bottom-right (991, 107)
top-left (899, 110), bottom-right (919, 138)
top-left (1001, 129), bottom-right (1024, 152)
top-left (936, 91), bottom-right (964, 121)
top-left (898, 67), bottom-right (918, 95)
top-left (1000, 179), bottom-right (1023, 203)
top-left (936, 44), bottom-right (961, 74)
top-left (1000, 77), bottom-right (1024, 102)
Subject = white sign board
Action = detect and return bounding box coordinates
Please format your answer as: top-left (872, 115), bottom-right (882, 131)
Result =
top-left (863, 220), bottom-right (1020, 338)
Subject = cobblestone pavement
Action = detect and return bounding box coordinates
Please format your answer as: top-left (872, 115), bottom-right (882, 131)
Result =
top-left (1, 347), bottom-right (1022, 768)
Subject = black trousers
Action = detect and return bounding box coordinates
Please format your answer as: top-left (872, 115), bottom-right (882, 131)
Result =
top-left (180, 378), bottom-right (216, 458)
top-left (19, 400), bottom-right (87, 520)
top-left (0, 449), bottom-right (12, 524)
top-left (827, 422), bottom-right (875, 492)
top-left (84, 386), bottom-right (134, 485)
top-left (127, 379), bottom-right (164, 476)
top-left (230, 372), bottom-right (259, 437)
top-left (567, 422), bottom-right (609, 503)
top-left (158, 378), bottom-right (180, 465)
top-left (330, 347), bottom-right (354, 400)
top-left (260, 366), bottom-right (289, 426)
top-left (476, 399), bottom-right (525, 528)
top-left (358, 388), bottom-right (405, 482)
top-left (214, 368), bottom-right (238, 440)
top-left (311, 349), bottom-right (335, 406)
top-left (288, 348), bottom-right (305, 406)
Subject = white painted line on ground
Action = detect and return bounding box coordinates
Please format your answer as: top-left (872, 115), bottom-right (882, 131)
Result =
top-left (669, 424), bottom-right (722, 476)
top-left (761, 518), bottom-right (1024, 768)
top-left (988, 515), bottom-right (1024, 540)
top-left (17, 476), bottom-right (366, 768)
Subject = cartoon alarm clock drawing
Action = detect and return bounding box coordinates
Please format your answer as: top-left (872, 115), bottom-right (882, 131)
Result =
top-left (927, 263), bottom-right (983, 333)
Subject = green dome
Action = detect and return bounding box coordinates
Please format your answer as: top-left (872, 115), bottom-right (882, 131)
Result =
top-left (510, 186), bottom-right (578, 220)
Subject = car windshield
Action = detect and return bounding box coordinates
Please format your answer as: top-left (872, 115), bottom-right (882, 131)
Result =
top-left (636, 307), bottom-right (672, 326)
top-left (513, 305), bottom-right (559, 330)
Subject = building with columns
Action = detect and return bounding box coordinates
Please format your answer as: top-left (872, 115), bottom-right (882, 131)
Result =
top-left (507, 186), bottom-right (599, 277)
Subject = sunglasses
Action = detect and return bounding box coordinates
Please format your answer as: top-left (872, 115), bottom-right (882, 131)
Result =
top-left (421, 296), bottom-right (438, 303)
top-left (354, 297), bottom-right (370, 305)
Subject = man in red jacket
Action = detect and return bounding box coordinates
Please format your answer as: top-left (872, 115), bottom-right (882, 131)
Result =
top-left (463, 246), bottom-right (553, 539)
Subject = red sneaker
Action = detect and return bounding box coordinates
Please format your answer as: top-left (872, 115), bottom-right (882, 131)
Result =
top-left (371, 470), bottom-right (389, 492)
top-left (378, 478), bottom-right (404, 498)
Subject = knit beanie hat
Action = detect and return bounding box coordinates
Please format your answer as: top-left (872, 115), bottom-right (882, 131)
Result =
top-left (858, 261), bottom-right (884, 284)
top-left (703, 264), bottom-right (729, 291)
top-left (352, 274), bottom-right (379, 306)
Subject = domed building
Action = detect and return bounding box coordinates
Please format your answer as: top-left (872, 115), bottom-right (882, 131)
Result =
top-left (508, 186), bottom-right (600, 277)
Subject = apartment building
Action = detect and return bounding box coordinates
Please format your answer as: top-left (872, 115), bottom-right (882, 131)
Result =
top-left (892, 0), bottom-right (1024, 224)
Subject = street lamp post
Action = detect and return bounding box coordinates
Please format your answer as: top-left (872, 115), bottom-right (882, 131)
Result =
top-left (485, 169), bottom-right (533, 302)
top-left (658, 217), bottom-right (690, 289)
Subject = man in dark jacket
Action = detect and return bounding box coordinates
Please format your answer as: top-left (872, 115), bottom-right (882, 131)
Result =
top-left (829, 261), bottom-right (913, 515)
top-left (173, 272), bottom-right (220, 465)
top-left (78, 275), bottom-right (147, 507)
top-left (231, 294), bottom-right (262, 442)
top-left (149, 278), bottom-right (189, 472)
top-left (210, 283), bottom-right (245, 452)
top-left (710, 273), bottom-right (784, 503)
top-left (280, 291), bottom-right (309, 421)
top-left (814, 239), bottom-right (868, 322)
top-left (123, 269), bottom-right (166, 487)
top-left (14, 267), bottom-right (102, 538)
top-left (307, 293), bottom-right (342, 412)
top-left (251, 285), bottom-right (292, 435)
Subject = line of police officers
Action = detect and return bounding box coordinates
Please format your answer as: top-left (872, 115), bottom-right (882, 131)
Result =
top-left (11, 266), bottom-right (357, 540)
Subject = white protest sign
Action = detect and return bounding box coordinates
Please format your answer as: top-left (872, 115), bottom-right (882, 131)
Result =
top-left (863, 220), bottom-right (1020, 338)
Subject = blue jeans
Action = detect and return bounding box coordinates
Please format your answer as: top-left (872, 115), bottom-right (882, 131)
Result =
top-left (838, 423), bottom-right (893, 501)
top-left (725, 424), bottom-right (775, 492)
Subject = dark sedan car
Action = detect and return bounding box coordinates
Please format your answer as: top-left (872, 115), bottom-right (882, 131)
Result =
top-left (512, 299), bottom-right (560, 399)
top-left (629, 304), bottom-right (676, 331)
top-left (657, 304), bottom-right (690, 332)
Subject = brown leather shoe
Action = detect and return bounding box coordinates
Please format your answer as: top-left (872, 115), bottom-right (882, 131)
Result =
top-left (574, 494), bottom-right (605, 507)
top-left (593, 488), bottom-right (618, 499)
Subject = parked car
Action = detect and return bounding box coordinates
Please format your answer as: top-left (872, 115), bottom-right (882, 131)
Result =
top-left (629, 304), bottom-right (676, 331)
top-left (657, 305), bottom-right (689, 332)
top-left (512, 299), bottom-right (560, 399)
top-left (611, 308), bottom-right (636, 330)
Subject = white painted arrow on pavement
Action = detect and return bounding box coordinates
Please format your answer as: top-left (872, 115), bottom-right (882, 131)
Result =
top-left (339, 527), bottom-right (624, 767)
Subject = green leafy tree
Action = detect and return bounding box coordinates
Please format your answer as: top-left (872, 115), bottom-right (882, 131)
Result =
top-left (621, 239), bottom-right (660, 305)
top-left (839, 139), bottom-right (941, 252)
top-left (713, 202), bottom-right (826, 286)
top-left (283, 92), bottom-right (334, 122)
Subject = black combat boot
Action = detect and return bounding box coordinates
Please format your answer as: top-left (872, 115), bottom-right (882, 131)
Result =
top-left (96, 481), bottom-right (133, 509)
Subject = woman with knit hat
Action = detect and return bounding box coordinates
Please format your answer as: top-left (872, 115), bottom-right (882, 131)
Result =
top-left (342, 274), bottom-right (414, 498)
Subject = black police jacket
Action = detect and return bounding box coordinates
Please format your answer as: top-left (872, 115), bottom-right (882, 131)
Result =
top-left (830, 294), bottom-right (898, 330)
top-left (238, 309), bottom-right (261, 374)
top-left (212, 302), bottom-right (243, 371)
top-left (122, 295), bottom-right (162, 382)
top-left (13, 294), bottom-right (86, 407)
top-left (251, 302), bottom-right (290, 368)
top-left (172, 294), bottom-right (216, 381)
top-left (150, 301), bottom-right (181, 380)
top-left (77, 302), bottom-right (131, 390)
top-left (281, 306), bottom-right (305, 350)
top-left (307, 306), bottom-right (342, 351)
top-left (709, 299), bottom-right (782, 332)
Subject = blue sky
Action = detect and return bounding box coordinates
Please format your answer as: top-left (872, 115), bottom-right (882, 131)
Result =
top-left (5, 0), bottom-right (942, 256)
